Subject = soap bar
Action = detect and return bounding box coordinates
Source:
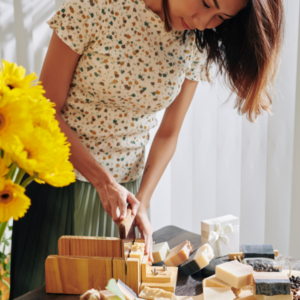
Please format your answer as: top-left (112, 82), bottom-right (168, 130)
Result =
top-left (81, 289), bottom-right (101, 300)
top-left (242, 245), bottom-right (275, 259)
top-left (216, 260), bottom-right (253, 289)
top-left (253, 272), bottom-right (291, 296)
top-left (130, 242), bottom-right (145, 264)
top-left (252, 292), bottom-right (293, 300)
top-left (116, 280), bottom-right (137, 300)
top-left (152, 243), bottom-right (170, 264)
top-left (181, 244), bottom-right (214, 276)
top-left (203, 287), bottom-right (235, 300)
top-left (100, 290), bottom-right (120, 300)
top-left (164, 241), bottom-right (193, 267)
top-left (203, 275), bottom-right (231, 289)
top-left (139, 287), bottom-right (177, 300)
top-left (234, 290), bottom-right (256, 299)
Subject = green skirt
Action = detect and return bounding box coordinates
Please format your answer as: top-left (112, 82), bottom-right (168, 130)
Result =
top-left (10, 175), bottom-right (143, 299)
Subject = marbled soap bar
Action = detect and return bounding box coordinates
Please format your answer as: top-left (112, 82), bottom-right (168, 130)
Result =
top-left (242, 245), bottom-right (275, 259)
top-left (253, 272), bottom-right (291, 296)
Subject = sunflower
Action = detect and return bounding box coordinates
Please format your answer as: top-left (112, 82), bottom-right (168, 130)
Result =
top-left (0, 59), bottom-right (45, 100)
top-left (9, 127), bottom-right (57, 175)
top-left (0, 178), bottom-right (31, 222)
top-left (0, 159), bottom-right (9, 178)
top-left (0, 94), bottom-right (33, 153)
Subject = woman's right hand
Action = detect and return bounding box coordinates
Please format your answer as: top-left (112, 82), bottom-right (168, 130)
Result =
top-left (95, 179), bottom-right (140, 224)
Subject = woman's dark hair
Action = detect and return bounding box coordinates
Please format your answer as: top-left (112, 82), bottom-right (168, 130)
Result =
top-left (162, 0), bottom-right (285, 122)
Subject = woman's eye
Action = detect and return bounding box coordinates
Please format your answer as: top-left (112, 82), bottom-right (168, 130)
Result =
top-left (203, 0), bottom-right (210, 8)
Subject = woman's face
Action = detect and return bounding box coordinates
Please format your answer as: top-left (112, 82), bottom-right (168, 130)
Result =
top-left (168, 0), bottom-right (248, 31)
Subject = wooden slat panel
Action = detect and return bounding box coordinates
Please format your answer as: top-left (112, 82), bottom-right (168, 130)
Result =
top-left (113, 258), bottom-right (126, 283)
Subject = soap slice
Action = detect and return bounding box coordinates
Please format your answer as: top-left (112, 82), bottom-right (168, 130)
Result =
top-left (164, 241), bottom-right (193, 267)
top-left (203, 287), bottom-right (235, 300)
top-left (116, 280), bottom-right (138, 300)
top-left (253, 272), bottom-right (291, 296)
top-left (81, 289), bottom-right (101, 300)
top-left (100, 290), bottom-right (121, 300)
top-left (139, 286), bottom-right (177, 300)
top-left (216, 260), bottom-right (253, 289)
top-left (152, 242), bottom-right (170, 264)
top-left (242, 245), bottom-right (275, 259)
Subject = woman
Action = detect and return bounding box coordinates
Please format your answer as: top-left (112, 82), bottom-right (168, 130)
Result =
top-left (10, 0), bottom-right (284, 297)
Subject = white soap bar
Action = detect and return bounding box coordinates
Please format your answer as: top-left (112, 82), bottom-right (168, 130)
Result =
top-left (139, 286), bottom-right (177, 300)
top-left (164, 240), bottom-right (193, 267)
top-left (152, 242), bottom-right (170, 263)
top-left (203, 287), bottom-right (235, 300)
top-left (130, 242), bottom-right (145, 264)
top-left (216, 260), bottom-right (253, 289)
top-left (194, 244), bottom-right (214, 269)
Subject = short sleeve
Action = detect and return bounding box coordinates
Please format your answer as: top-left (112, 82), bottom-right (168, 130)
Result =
top-left (185, 43), bottom-right (213, 82)
top-left (46, 0), bottom-right (96, 54)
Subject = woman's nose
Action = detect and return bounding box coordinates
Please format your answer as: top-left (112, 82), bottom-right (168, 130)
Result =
top-left (192, 15), bottom-right (212, 31)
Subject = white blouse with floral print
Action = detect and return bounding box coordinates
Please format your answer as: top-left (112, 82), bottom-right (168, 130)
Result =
top-left (47, 0), bottom-right (211, 183)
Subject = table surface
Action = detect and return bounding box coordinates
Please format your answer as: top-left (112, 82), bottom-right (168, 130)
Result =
top-left (15, 225), bottom-right (300, 300)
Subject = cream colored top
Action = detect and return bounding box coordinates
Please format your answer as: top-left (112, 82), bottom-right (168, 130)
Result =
top-left (47, 0), bottom-right (211, 183)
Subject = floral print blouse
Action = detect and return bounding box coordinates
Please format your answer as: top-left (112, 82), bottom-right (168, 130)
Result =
top-left (47, 0), bottom-right (211, 183)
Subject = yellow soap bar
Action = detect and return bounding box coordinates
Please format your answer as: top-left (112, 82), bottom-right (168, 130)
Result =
top-left (164, 241), bottom-right (192, 267)
top-left (130, 242), bottom-right (145, 264)
top-left (203, 275), bottom-right (231, 288)
top-left (216, 260), bottom-right (253, 289)
top-left (203, 287), bottom-right (235, 300)
top-left (152, 242), bottom-right (170, 264)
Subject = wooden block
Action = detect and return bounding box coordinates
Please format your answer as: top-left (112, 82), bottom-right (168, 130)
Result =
top-left (45, 255), bottom-right (113, 294)
top-left (113, 258), bottom-right (126, 283)
top-left (140, 267), bottom-right (178, 293)
top-left (127, 258), bottom-right (140, 295)
top-left (143, 266), bottom-right (172, 283)
top-left (58, 236), bottom-right (71, 256)
top-left (64, 236), bottom-right (122, 258)
top-left (142, 255), bottom-right (150, 282)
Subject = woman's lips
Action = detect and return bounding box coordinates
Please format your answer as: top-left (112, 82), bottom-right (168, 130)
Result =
top-left (181, 18), bottom-right (191, 30)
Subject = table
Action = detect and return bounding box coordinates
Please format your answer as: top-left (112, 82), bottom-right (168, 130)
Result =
top-left (15, 225), bottom-right (300, 300)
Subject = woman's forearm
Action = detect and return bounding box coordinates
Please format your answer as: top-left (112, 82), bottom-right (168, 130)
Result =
top-left (55, 113), bottom-right (114, 188)
top-left (136, 132), bottom-right (177, 209)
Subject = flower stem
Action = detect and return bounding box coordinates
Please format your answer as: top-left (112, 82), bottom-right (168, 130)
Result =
top-left (14, 169), bottom-right (26, 185)
top-left (0, 222), bottom-right (8, 244)
top-left (21, 176), bottom-right (35, 188)
top-left (5, 164), bottom-right (17, 180)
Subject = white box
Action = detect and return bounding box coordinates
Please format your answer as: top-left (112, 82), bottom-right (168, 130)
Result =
top-left (201, 215), bottom-right (239, 257)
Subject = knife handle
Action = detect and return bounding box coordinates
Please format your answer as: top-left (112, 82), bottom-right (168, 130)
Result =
top-left (119, 205), bottom-right (136, 239)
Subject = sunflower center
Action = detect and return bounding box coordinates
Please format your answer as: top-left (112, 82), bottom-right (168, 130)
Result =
top-left (0, 190), bottom-right (13, 204)
top-left (0, 113), bottom-right (6, 130)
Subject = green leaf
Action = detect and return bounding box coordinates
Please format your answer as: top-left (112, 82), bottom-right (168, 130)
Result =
top-left (105, 279), bottom-right (125, 300)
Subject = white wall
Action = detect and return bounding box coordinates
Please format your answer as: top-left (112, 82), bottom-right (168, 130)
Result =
top-left (1, 0), bottom-right (300, 258)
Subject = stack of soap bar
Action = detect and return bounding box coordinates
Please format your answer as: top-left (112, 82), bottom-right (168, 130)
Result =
top-left (203, 287), bottom-right (235, 300)
top-left (100, 290), bottom-right (120, 300)
top-left (252, 272), bottom-right (291, 299)
top-left (203, 275), bottom-right (231, 288)
top-left (116, 280), bottom-right (137, 300)
top-left (243, 245), bottom-right (275, 259)
top-left (216, 260), bottom-right (253, 289)
top-left (130, 242), bottom-right (145, 264)
top-left (139, 286), bottom-right (177, 300)
top-left (181, 244), bottom-right (214, 276)
top-left (164, 240), bottom-right (193, 267)
top-left (152, 242), bottom-right (170, 264)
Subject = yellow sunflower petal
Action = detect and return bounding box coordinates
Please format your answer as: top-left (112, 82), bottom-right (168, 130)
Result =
top-left (0, 159), bottom-right (9, 178)
top-left (0, 178), bottom-right (31, 222)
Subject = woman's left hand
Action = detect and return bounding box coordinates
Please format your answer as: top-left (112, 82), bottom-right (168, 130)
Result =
top-left (134, 206), bottom-right (153, 263)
